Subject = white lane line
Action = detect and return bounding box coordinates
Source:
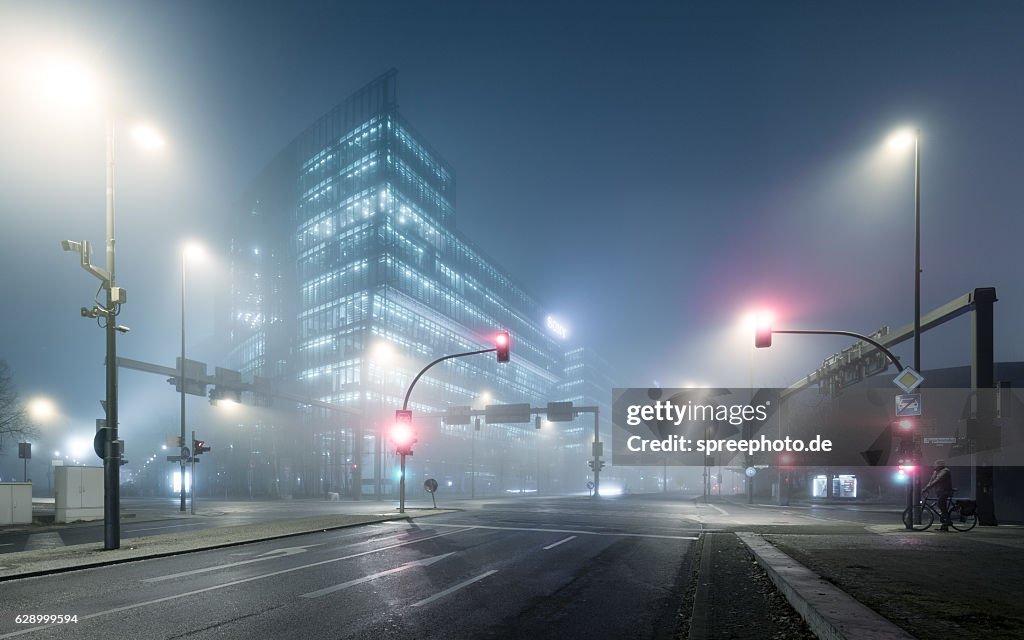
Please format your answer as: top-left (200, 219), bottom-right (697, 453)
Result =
top-left (143, 544), bottom-right (322, 582)
top-left (411, 570), bottom-right (499, 608)
top-left (542, 535), bottom-right (576, 550)
top-left (301, 552), bottom-right (455, 598)
top-left (0, 528), bottom-right (473, 639)
top-left (427, 522), bottom-right (697, 541)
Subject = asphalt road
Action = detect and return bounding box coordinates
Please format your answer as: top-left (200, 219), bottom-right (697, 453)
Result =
top-left (0, 496), bottom-right (705, 639)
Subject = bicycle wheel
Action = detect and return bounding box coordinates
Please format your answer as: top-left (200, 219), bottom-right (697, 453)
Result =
top-left (902, 505), bottom-right (934, 531)
top-left (949, 505), bottom-right (978, 532)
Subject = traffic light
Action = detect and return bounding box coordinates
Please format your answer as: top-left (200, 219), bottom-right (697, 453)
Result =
top-left (209, 386), bottom-right (242, 405)
top-left (495, 331), bottom-right (510, 363)
top-left (392, 409), bottom-right (417, 455)
top-left (895, 418), bottom-right (915, 432)
top-left (754, 314), bottom-right (772, 349)
top-left (588, 460), bottom-right (594, 470)
top-left (193, 439), bottom-right (211, 455)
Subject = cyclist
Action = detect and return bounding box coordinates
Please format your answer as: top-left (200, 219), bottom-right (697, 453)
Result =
top-left (922, 459), bottom-right (953, 531)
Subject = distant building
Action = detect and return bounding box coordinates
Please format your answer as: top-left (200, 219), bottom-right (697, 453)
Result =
top-left (220, 70), bottom-right (616, 499)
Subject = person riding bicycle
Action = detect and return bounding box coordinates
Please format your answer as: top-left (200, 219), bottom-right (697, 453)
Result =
top-left (922, 459), bottom-right (953, 531)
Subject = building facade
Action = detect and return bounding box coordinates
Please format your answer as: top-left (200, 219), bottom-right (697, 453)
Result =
top-left (221, 71), bottom-right (614, 499)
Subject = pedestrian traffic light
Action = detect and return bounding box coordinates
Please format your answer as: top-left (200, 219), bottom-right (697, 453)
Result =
top-left (193, 439), bottom-right (211, 455)
top-left (495, 331), bottom-right (510, 363)
top-left (392, 409), bottom-right (417, 455)
top-left (588, 460), bottom-right (594, 470)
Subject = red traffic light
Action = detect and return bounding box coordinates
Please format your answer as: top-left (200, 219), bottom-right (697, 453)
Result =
top-left (754, 313), bottom-right (773, 348)
top-left (391, 409), bottom-right (416, 453)
top-left (495, 331), bottom-right (510, 363)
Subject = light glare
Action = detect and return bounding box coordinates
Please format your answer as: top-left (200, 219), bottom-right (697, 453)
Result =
top-left (887, 129), bottom-right (915, 152)
top-left (132, 123), bottom-right (166, 150)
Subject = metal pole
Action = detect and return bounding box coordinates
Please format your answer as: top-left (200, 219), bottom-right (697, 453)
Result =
top-left (471, 417), bottom-right (477, 499)
top-left (191, 430), bottom-right (196, 515)
top-left (911, 129), bottom-right (922, 520)
top-left (398, 452), bottom-right (406, 514)
top-left (592, 408), bottom-right (601, 497)
top-left (103, 118), bottom-right (120, 550)
top-left (180, 251), bottom-right (187, 512)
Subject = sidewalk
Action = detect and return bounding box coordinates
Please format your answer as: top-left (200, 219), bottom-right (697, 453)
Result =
top-left (739, 523), bottom-right (1024, 640)
top-left (0, 508), bottom-right (453, 581)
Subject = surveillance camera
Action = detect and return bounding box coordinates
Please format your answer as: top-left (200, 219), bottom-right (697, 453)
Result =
top-left (115, 325), bottom-right (130, 333)
top-left (62, 240), bottom-right (82, 253)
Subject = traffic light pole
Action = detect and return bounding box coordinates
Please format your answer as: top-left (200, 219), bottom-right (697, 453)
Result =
top-left (397, 346), bottom-right (501, 514)
top-left (191, 430), bottom-right (196, 515)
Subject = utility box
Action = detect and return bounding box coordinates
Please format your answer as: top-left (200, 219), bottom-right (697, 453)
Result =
top-left (0, 483), bottom-right (32, 525)
top-left (54, 466), bottom-right (104, 522)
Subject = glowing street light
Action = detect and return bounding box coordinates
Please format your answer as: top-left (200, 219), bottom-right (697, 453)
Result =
top-left (27, 397), bottom-right (57, 423)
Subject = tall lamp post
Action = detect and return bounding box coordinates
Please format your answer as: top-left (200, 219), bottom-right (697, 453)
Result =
top-left (180, 243), bottom-right (205, 512)
top-left (888, 127), bottom-right (923, 523)
top-left (61, 109), bottom-right (164, 549)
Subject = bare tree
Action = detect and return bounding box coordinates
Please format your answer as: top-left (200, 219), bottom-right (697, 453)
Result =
top-left (0, 360), bottom-right (40, 452)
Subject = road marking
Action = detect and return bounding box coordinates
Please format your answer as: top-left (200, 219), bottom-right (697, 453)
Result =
top-left (0, 528), bottom-right (472, 639)
top-left (543, 535), bottom-right (576, 550)
top-left (143, 544), bottom-right (323, 582)
top-left (301, 552), bottom-right (455, 598)
top-left (427, 522), bottom-right (697, 541)
top-left (411, 570), bottom-right (498, 608)
top-left (23, 532), bottom-right (63, 551)
top-left (702, 504), bottom-right (729, 516)
top-left (0, 543), bottom-right (15, 547)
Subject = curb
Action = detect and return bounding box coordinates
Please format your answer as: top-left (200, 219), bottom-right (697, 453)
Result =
top-left (0, 511), bottom-right (453, 582)
top-left (735, 532), bottom-right (915, 640)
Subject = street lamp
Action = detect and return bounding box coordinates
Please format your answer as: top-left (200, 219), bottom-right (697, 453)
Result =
top-left (887, 128), bottom-right (922, 373)
top-left (179, 242), bottom-right (206, 512)
top-left (58, 88), bottom-right (165, 547)
top-left (888, 127), bottom-right (923, 525)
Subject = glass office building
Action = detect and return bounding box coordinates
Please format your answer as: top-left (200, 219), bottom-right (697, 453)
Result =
top-left (222, 71), bottom-right (613, 499)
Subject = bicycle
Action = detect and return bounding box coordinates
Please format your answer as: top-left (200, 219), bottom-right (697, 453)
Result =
top-left (901, 489), bottom-right (978, 531)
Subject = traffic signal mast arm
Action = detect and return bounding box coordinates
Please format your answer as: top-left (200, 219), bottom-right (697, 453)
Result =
top-left (402, 345), bottom-right (501, 410)
top-left (761, 329), bottom-right (905, 372)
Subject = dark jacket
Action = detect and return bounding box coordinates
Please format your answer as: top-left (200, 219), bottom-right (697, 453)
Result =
top-left (925, 466), bottom-right (952, 495)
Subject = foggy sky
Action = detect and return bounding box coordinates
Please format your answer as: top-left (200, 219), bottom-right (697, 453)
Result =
top-left (1, 1), bottom-right (1023, 472)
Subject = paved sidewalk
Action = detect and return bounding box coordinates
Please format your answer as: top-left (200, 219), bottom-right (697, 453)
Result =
top-left (746, 524), bottom-right (1024, 640)
top-left (0, 509), bottom-right (453, 581)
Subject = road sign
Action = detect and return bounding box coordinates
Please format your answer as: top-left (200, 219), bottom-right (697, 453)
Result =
top-left (94, 427), bottom-right (110, 459)
top-left (445, 406), bottom-right (472, 425)
top-left (895, 394), bottom-right (922, 417)
top-left (166, 455), bottom-right (182, 462)
top-left (181, 447), bottom-right (191, 460)
top-left (893, 368), bottom-right (925, 393)
top-left (923, 437), bottom-right (957, 444)
top-left (745, 466), bottom-right (756, 477)
top-left (423, 478), bottom-right (438, 493)
top-left (485, 403), bottom-right (531, 424)
top-left (546, 401), bottom-right (574, 422)
top-left (18, 442), bottom-right (31, 459)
